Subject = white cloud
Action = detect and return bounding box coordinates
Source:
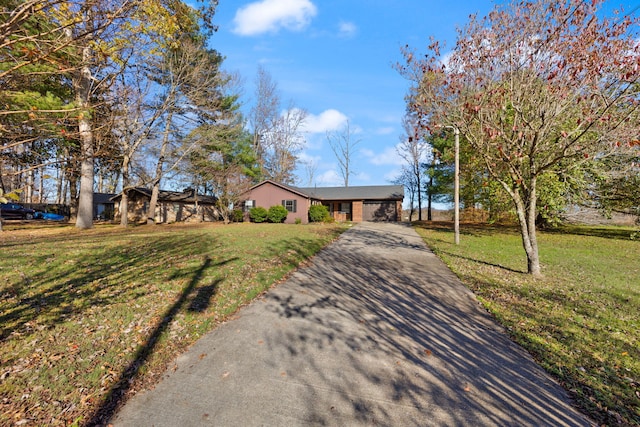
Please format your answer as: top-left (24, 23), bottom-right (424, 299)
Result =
top-left (440, 51), bottom-right (454, 70)
top-left (361, 145), bottom-right (404, 166)
top-left (383, 168), bottom-right (401, 182)
top-left (338, 21), bottom-right (357, 38)
top-left (316, 169), bottom-right (343, 186)
top-left (297, 151), bottom-right (321, 165)
top-left (375, 126), bottom-right (395, 135)
top-left (302, 109), bottom-right (348, 134)
top-left (354, 171), bottom-right (370, 182)
top-left (233, 0), bottom-right (318, 36)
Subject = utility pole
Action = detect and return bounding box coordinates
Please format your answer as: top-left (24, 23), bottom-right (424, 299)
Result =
top-left (453, 127), bottom-right (459, 245)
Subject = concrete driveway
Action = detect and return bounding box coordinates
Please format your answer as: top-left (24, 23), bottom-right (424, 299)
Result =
top-left (112, 222), bottom-right (592, 426)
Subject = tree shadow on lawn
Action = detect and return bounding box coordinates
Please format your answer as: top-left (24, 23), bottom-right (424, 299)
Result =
top-left (0, 233), bottom-right (220, 343)
top-left (86, 254), bottom-right (236, 426)
top-left (415, 220), bottom-right (639, 242)
top-left (0, 229), bottom-right (242, 425)
top-left (86, 228), bottom-right (341, 425)
top-left (258, 229), bottom-right (348, 271)
top-left (546, 225), bottom-right (639, 241)
top-left (461, 273), bottom-right (640, 426)
top-left (438, 250), bottom-right (527, 274)
top-left (89, 228), bottom-right (345, 425)
top-left (414, 220), bottom-right (522, 236)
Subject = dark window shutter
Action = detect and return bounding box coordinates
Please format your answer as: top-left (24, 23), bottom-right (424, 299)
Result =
top-left (282, 200), bottom-right (285, 207)
top-left (293, 200), bottom-right (297, 213)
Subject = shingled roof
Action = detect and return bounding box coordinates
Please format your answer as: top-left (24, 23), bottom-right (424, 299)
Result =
top-left (295, 185), bottom-right (404, 201)
top-left (111, 188), bottom-right (217, 204)
top-left (246, 180), bottom-right (404, 201)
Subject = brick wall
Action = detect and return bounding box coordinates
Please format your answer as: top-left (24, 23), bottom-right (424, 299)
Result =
top-left (352, 201), bottom-right (363, 222)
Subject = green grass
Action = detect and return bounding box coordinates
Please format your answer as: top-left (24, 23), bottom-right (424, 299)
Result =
top-left (414, 221), bottom-right (640, 426)
top-left (0, 222), bottom-right (347, 426)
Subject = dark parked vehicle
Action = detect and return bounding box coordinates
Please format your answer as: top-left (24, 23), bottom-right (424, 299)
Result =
top-left (0, 203), bottom-right (36, 220)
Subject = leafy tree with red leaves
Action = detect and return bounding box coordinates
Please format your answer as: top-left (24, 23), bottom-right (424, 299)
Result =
top-left (399, 0), bottom-right (640, 276)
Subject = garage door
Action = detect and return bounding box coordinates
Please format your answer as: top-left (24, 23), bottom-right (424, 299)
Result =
top-left (363, 201), bottom-right (398, 221)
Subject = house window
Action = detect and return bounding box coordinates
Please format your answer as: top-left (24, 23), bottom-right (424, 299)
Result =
top-left (282, 199), bottom-right (297, 213)
top-left (243, 200), bottom-right (255, 212)
top-left (340, 202), bottom-right (351, 214)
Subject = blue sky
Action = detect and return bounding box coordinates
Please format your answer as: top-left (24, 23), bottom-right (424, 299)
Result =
top-left (207, 0), bottom-right (637, 188)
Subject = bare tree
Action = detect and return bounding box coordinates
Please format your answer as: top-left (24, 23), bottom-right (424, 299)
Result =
top-left (110, 64), bottom-right (168, 227)
top-left (263, 106), bottom-right (307, 184)
top-left (396, 115), bottom-right (427, 219)
top-left (392, 165), bottom-right (417, 221)
top-left (326, 119), bottom-right (360, 187)
top-left (248, 67), bottom-right (308, 184)
top-left (144, 38), bottom-right (230, 224)
top-left (209, 163), bottom-right (253, 224)
top-left (249, 65), bottom-right (280, 178)
top-left (300, 157), bottom-right (318, 187)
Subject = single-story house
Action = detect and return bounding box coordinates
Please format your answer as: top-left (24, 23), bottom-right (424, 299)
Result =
top-left (241, 180), bottom-right (404, 224)
top-left (111, 188), bottom-right (219, 223)
top-left (94, 193), bottom-right (117, 220)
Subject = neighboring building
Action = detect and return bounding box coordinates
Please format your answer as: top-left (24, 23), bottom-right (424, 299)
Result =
top-left (241, 180), bottom-right (404, 224)
top-left (111, 188), bottom-right (219, 223)
top-left (94, 193), bottom-right (117, 220)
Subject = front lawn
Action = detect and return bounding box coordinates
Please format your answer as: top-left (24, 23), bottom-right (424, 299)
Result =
top-left (414, 222), bottom-right (639, 426)
top-left (0, 222), bottom-right (346, 426)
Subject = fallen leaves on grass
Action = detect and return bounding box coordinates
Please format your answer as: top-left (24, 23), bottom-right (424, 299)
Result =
top-left (0, 223), bottom-right (347, 426)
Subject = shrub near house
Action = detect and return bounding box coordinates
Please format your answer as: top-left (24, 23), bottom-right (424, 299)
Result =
top-left (309, 204), bottom-right (330, 222)
top-left (267, 205), bottom-right (288, 223)
top-left (249, 207), bottom-right (268, 223)
top-left (249, 205), bottom-right (288, 223)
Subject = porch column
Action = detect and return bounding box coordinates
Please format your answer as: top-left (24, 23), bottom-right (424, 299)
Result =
top-left (352, 200), bottom-right (363, 222)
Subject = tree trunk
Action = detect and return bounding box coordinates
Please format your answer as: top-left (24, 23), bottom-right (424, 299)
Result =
top-left (526, 177), bottom-right (540, 276)
top-left (409, 196), bottom-right (415, 222)
top-left (120, 155), bottom-right (130, 227)
top-left (511, 184), bottom-right (541, 277)
top-left (148, 185), bottom-right (160, 224)
top-left (194, 189), bottom-right (201, 222)
top-left (417, 170), bottom-right (422, 221)
top-left (147, 112), bottom-right (172, 224)
top-left (26, 168), bottom-right (33, 203)
top-left (74, 44), bottom-right (94, 229)
top-left (68, 166), bottom-right (78, 221)
top-left (76, 120), bottom-right (94, 229)
top-left (427, 173), bottom-right (433, 221)
top-left (38, 169), bottom-right (44, 203)
top-left (56, 152), bottom-right (64, 204)
top-left (0, 164), bottom-right (6, 195)
top-left (120, 190), bottom-right (129, 227)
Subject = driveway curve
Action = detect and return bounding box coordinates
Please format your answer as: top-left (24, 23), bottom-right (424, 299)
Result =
top-left (112, 222), bottom-right (592, 426)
